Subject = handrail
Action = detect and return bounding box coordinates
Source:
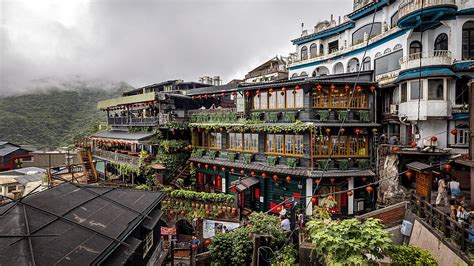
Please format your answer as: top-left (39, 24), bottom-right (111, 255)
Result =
top-left (92, 149), bottom-right (141, 166)
top-left (399, 50), bottom-right (452, 65)
top-left (399, 0), bottom-right (457, 19)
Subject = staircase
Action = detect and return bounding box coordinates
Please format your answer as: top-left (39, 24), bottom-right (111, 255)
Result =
top-left (79, 149), bottom-right (98, 183)
top-left (167, 162), bottom-right (190, 189)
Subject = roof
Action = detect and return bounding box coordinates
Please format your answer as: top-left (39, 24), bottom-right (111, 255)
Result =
top-left (0, 177), bottom-right (18, 185)
top-left (394, 67), bottom-right (460, 83)
top-left (406, 161), bottom-right (434, 172)
top-left (0, 167), bottom-right (46, 176)
top-left (185, 83), bottom-right (238, 96)
top-left (231, 176), bottom-right (259, 192)
top-left (14, 173), bottom-right (44, 186)
top-left (92, 130), bottom-right (156, 141)
top-left (0, 146), bottom-right (20, 156)
top-left (0, 182), bottom-right (164, 265)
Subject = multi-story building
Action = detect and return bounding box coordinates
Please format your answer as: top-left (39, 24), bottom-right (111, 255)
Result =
top-left (244, 56), bottom-right (289, 83)
top-left (287, 0), bottom-right (474, 156)
top-left (187, 73), bottom-right (379, 216)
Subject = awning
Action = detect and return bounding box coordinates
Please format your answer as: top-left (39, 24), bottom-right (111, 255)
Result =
top-left (231, 176), bottom-right (259, 192)
top-left (406, 161), bottom-right (434, 172)
top-left (92, 130), bottom-right (156, 142)
top-left (394, 67), bottom-right (460, 84)
top-left (151, 163), bottom-right (166, 170)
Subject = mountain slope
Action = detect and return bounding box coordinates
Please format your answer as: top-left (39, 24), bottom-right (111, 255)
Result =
top-left (0, 82), bottom-right (132, 149)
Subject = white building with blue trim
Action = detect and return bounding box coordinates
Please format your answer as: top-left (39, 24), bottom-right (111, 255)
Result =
top-left (287, 0), bottom-right (474, 154)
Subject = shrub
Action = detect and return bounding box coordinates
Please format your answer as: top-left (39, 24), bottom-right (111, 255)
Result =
top-left (389, 245), bottom-right (438, 265)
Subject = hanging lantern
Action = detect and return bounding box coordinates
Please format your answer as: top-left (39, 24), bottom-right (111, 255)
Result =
top-left (240, 169), bottom-right (245, 175)
top-left (281, 87), bottom-right (287, 92)
top-left (221, 167), bottom-right (226, 171)
top-left (330, 177), bottom-right (336, 184)
top-left (295, 85), bottom-right (301, 91)
top-left (221, 92), bottom-right (225, 97)
top-left (330, 84), bottom-right (336, 91)
top-left (205, 239), bottom-right (212, 246)
top-left (347, 191), bottom-right (353, 196)
top-left (344, 85), bottom-right (350, 91)
top-left (451, 129), bottom-right (458, 135)
top-left (340, 128), bottom-right (346, 134)
top-left (245, 91), bottom-right (251, 97)
top-left (198, 95), bottom-right (202, 99)
top-left (250, 171), bottom-right (255, 176)
top-left (191, 244), bottom-right (196, 251)
top-left (230, 168), bottom-right (235, 173)
top-left (232, 91), bottom-right (237, 96)
top-left (286, 176), bottom-right (291, 183)
top-left (256, 90), bottom-right (260, 95)
top-left (354, 128), bottom-right (361, 135)
top-left (361, 176), bottom-right (367, 183)
top-left (325, 128), bottom-right (331, 135)
top-left (391, 146), bottom-right (399, 153)
top-left (406, 171), bottom-right (414, 178)
top-left (410, 142), bottom-right (417, 148)
top-left (213, 165), bottom-right (218, 171)
top-left (370, 85), bottom-right (376, 92)
top-left (205, 164), bottom-right (209, 169)
top-left (316, 84), bottom-right (322, 91)
top-left (311, 197), bottom-right (317, 205)
top-left (269, 88), bottom-right (274, 93)
top-left (276, 205), bottom-right (282, 212)
top-left (366, 185), bottom-right (373, 193)
top-left (371, 128), bottom-right (378, 134)
top-left (431, 136), bottom-right (438, 142)
top-left (262, 172), bottom-right (267, 178)
top-left (205, 94), bottom-right (209, 99)
top-left (444, 164), bottom-right (452, 172)
top-left (356, 85), bottom-right (362, 92)
top-left (273, 175), bottom-right (278, 181)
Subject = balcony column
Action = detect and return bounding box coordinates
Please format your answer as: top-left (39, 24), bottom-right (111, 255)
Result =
top-left (348, 177), bottom-right (354, 215)
top-left (305, 178), bottom-right (313, 216)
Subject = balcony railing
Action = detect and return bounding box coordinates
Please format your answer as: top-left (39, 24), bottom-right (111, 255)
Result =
top-left (107, 114), bottom-right (186, 127)
top-left (189, 108), bottom-right (244, 123)
top-left (108, 117), bottom-right (129, 125)
top-left (245, 67), bottom-right (286, 79)
top-left (399, 0), bottom-right (457, 19)
top-left (399, 50), bottom-right (452, 70)
top-left (92, 149), bottom-right (140, 166)
top-left (130, 117), bottom-right (159, 126)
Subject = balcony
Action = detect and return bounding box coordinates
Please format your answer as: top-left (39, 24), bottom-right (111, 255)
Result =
top-left (97, 92), bottom-right (155, 110)
top-left (92, 149), bottom-right (141, 167)
top-left (189, 108), bottom-right (244, 123)
top-left (398, 100), bottom-right (451, 120)
top-left (398, 0), bottom-right (458, 29)
top-left (399, 50), bottom-right (452, 70)
top-left (107, 114), bottom-right (185, 127)
top-left (245, 67), bottom-right (286, 79)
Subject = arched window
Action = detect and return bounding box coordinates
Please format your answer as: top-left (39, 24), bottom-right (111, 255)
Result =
top-left (300, 72), bottom-right (308, 77)
top-left (384, 48), bottom-right (392, 54)
top-left (391, 11), bottom-right (399, 28)
top-left (333, 62), bottom-right (344, 74)
top-left (462, 21), bottom-right (474, 60)
top-left (319, 44), bottom-right (324, 55)
top-left (352, 22), bottom-right (382, 45)
top-left (301, 46), bottom-right (308, 60)
top-left (409, 41), bottom-right (422, 55)
top-left (347, 58), bottom-right (360, 73)
top-left (291, 73), bottom-right (298, 79)
top-left (434, 33), bottom-right (448, 51)
top-left (393, 44), bottom-right (402, 50)
top-left (362, 57), bottom-right (371, 71)
top-left (314, 66), bottom-right (330, 77)
top-left (310, 43), bottom-right (318, 58)
top-left (375, 52), bottom-right (382, 58)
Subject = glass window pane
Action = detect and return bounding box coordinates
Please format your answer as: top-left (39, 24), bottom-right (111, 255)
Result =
top-left (410, 80), bottom-right (423, 100)
top-left (216, 133), bottom-right (222, 148)
top-left (253, 94), bottom-right (260, 109)
top-left (428, 79), bottom-right (444, 100)
top-left (286, 90), bottom-right (295, 108)
top-left (401, 83), bottom-right (407, 102)
top-left (285, 135), bottom-right (293, 154)
top-left (266, 134), bottom-right (274, 152)
top-left (277, 91), bottom-right (285, 109)
top-left (260, 92), bottom-right (268, 109)
top-left (251, 134), bottom-right (259, 151)
top-left (236, 133), bottom-right (243, 150)
top-left (244, 133), bottom-right (251, 151)
top-left (276, 134), bottom-right (283, 153)
top-left (295, 89), bottom-right (304, 108)
top-left (229, 133), bottom-right (235, 149)
top-left (269, 91), bottom-right (277, 109)
top-left (295, 135), bottom-right (304, 154)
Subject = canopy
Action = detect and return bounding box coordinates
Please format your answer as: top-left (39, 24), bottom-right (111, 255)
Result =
top-left (231, 176), bottom-right (259, 192)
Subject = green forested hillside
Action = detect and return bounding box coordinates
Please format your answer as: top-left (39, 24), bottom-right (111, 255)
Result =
top-left (0, 82), bottom-right (132, 149)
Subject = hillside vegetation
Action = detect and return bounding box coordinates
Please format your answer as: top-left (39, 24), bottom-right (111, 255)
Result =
top-left (0, 82), bottom-right (132, 149)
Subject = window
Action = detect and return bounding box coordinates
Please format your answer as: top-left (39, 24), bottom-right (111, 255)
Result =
top-left (252, 88), bottom-right (302, 110)
top-left (409, 41), bottom-right (422, 55)
top-left (374, 49), bottom-right (403, 76)
top-left (252, 91), bottom-right (268, 109)
top-left (434, 33), bottom-right (448, 51)
top-left (300, 72), bottom-right (308, 77)
top-left (310, 43), bottom-right (317, 57)
top-left (352, 22), bottom-right (382, 45)
top-left (291, 73), bottom-right (298, 79)
top-left (209, 132), bottom-right (222, 149)
top-left (391, 11), bottom-right (399, 28)
top-left (328, 40), bottom-right (339, 53)
top-left (228, 133), bottom-right (258, 152)
top-left (7, 185), bottom-right (16, 193)
top-left (393, 44), bottom-right (402, 50)
top-left (455, 78), bottom-right (470, 105)
top-left (277, 91), bottom-right (285, 109)
top-left (143, 230), bottom-right (154, 257)
top-left (301, 46), bottom-right (308, 60)
top-left (347, 58), bottom-right (360, 73)
top-left (384, 48), bottom-right (391, 54)
top-left (333, 62), bottom-right (344, 74)
top-left (455, 127), bottom-right (470, 145)
top-left (193, 131), bottom-right (222, 148)
top-left (313, 135), bottom-right (368, 157)
top-left (266, 134), bottom-right (304, 155)
top-left (375, 52), bottom-right (382, 58)
top-left (410, 80), bottom-right (423, 100)
top-left (400, 83), bottom-right (407, 103)
top-left (313, 87), bottom-right (368, 109)
top-left (319, 44), bottom-right (324, 55)
top-left (462, 21), bottom-right (474, 60)
top-left (362, 57), bottom-right (371, 71)
top-left (428, 79), bottom-right (444, 100)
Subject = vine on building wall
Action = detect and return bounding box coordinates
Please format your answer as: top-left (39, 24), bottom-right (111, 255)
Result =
top-left (189, 120), bottom-right (316, 134)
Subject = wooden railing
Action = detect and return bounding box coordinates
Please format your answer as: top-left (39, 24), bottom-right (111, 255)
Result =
top-left (92, 149), bottom-right (140, 166)
top-left (409, 194), bottom-right (474, 255)
top-left (399, 0), bottom-right (457, 19)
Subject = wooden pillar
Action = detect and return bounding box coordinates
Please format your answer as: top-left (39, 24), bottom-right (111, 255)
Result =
top-left (348, 177), bottom-right (355, 215)
top-left (305, 178), bottom-right (313, 216)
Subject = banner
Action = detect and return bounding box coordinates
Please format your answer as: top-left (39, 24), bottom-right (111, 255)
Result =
top-left (202, 219), bottom-right (240, 239)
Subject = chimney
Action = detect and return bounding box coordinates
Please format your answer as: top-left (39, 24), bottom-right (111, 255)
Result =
top-left (339, 16), bottom-right (341, 25)
top-left (330, 14), bottom-right (334, 22)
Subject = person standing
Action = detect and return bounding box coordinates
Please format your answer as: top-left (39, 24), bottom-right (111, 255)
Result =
top-left (436, 177), bottom-right (448, 206)
top-left (281, 215), bottom-right (291, 232)
top-left (449, 178), bottom-right (461, 199)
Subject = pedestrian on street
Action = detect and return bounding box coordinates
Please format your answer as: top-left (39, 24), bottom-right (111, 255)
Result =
top-left (436, 177), bottom-right (448, 206)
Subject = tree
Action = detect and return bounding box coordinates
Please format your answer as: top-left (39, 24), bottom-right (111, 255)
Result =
top-left (208, 227), bottom-right (252, 265)
top-left (389, 245), bottom-right (438, 265)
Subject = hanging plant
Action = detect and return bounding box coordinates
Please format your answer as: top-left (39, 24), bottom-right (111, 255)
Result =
top-left (318, 110), bottom-right (330, 122)
top-left (359, 110), bottom-right (370, 122)
top-left (266, 156), bottom-right (278, 167)
top-left (244, 154), bottom-right (253, 164)
top-left (286, 158), bottom-right (298, 169)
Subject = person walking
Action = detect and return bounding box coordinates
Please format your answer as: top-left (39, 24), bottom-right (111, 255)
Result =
top-left (436, 177), bottom-right (448, 206)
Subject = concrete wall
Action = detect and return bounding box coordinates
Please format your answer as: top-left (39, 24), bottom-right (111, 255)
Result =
top-left (409, 219), bottom-right (468, 266)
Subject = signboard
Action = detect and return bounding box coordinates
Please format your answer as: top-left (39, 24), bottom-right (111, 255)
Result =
top-left (161, 227), bottom-right (176, 236)
top-left (415, 173), bottom-right (432, 199)
top-left (202, 219), bottom-right (240, 239)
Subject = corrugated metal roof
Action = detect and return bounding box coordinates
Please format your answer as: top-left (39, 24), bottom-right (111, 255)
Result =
top-left (14, 173), bottom-right (44, 185)
top-left (0, 146), bottom-right (20, 156)
top-left (92, 130), bottom-right (156, 141)
top-left (231, 176), bottom-right (259, 192)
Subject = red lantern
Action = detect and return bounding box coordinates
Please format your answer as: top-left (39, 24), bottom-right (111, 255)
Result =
top-left (221, 167), bottom-right (226, 171)
top-left (192, 96), bottom-right (195, 100)
top-left (273, 175), bottom-right (278, 181)
top-left (325, 128), bottom-right (331, 135)
top-left (330, 177), bottom-right (336, 184)
top-left (356, 85), bottom-right (362, 92)
top-left (213, 165), bottom-right (218, 171)
top-left (232, 91), bottom-right (237, 96)
top-left (245, 91), bottom-right (251, 97)
top-left (406, 171), bottom-right (413, 178)
top-left (251, 171), bottom-right (255, 176)
top-left (391, 146), bottom-right (399, 153)
top-left (354, 128), bottom-right (361, 135)
top-left (316, 84), bottom-right (322, 91)
top-left (204, 94), bottom-right (209, 99)
top-left (221, 92), bottom-right (225, 97)
top-left (205, 239), bottom-right (212, 246)
top-left (205, 164), bottom-right (209, 169)
top-left (240, 169), bottom-right (245, 175)
top-left (366, 185), bottom-right (373, 193)
top-left (286, 176), bottom-right (291, 183)
top-left (431, 136), bottom-right (438, 142)
top-left (269, 88), bottom-right (274, 93)
top-left (451, 129), bottom-right (458, 135)
top-left (361, 176), bottom-right (367, 183)
top-left (330, 84), bottom-right (336, 91)
top-left (230, 168), bottom-right (235, 173)
top-left (444, 164), bottom-right (452, 172)
top-left (256, 90), bottom-right (260, 95)
top-left (281, 87), bottom-right (287, 92)
top-left (191, 244), bottom-right (196, 251)
top-left (311, 197), bottom-right (317, 205)
top-left (262, 172), bottom-right (267, 178)
top-left (347, 191), bottom-right (353, 196)
top-left (370, 85), bottom-right (376, 92)
top-left (344, 85), bottom-right (350, 91)
top-left (198, 95), bottom-right (202, 99)
top-left (295, 85), bottom-right (301, 91)
top-left (410, 142), bottom-right (417, 148)
top-left (340, 128), bottom-right (346, 134)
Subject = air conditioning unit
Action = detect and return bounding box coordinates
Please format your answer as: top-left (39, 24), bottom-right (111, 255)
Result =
top-left (354, 198), bottom-right (365, 212)
top-left (390, 104), bottom-right (398, 115)
top-left (423, 139), bottom-right (438, 147)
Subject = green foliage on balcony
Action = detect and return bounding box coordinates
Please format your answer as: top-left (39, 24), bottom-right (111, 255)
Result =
top-left (209, 150), bottom-right (218, 160)
top-left (358, 159), bottom-right (370, 169)
top-left (286, 158), bottom-right (299, 169)
top-left (317, 159), bottom-right (330, 170)
top-left (191, 113), bottom-right (238, 123)
top-left (228, 152), bottom-right (237, 162)
top-left (267, 113), bottom-right (279, 123)
top-left (338, 110), bottom-right (349, 122)
top-left (251, 112), bottom-right (262, 121)
top-left (266, 156), bottom-right (278, 167)
top-left (284, 112), bottom-right (297, 123)
top-left (359, 110), bottom-right (370, 122)
top-left (338, 159), bottom-right (349, 170)
top-left (318, 110), bottom-right (330, 122)
top-left (244, 154), bottom-right (253, 164)
top-left (192, 148), bottom-right (205, 157)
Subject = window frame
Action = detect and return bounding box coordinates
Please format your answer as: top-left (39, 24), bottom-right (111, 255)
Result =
top-left (313, 135), bottom-right (368, 158)
top-left (251, 89), bottom-right (303, 110)
top-left (427, 78), bottom-right (444, 101)
top-left (228, 132), bottom-right (258, 152)
top-left (313, 88), bottom-right (368, 109)
top-left (265, 133), bottom-right (304, 156)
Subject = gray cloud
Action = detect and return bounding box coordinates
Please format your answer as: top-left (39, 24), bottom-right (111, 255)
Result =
top-left (0, 0), bottom-right (351, 95)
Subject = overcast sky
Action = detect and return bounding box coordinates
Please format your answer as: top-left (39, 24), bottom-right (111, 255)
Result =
top-left (1, 0), bottom-right (352, 94)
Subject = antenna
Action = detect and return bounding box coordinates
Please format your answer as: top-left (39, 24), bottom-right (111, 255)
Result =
top-left (301, 22), bottom-right (304, 33)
